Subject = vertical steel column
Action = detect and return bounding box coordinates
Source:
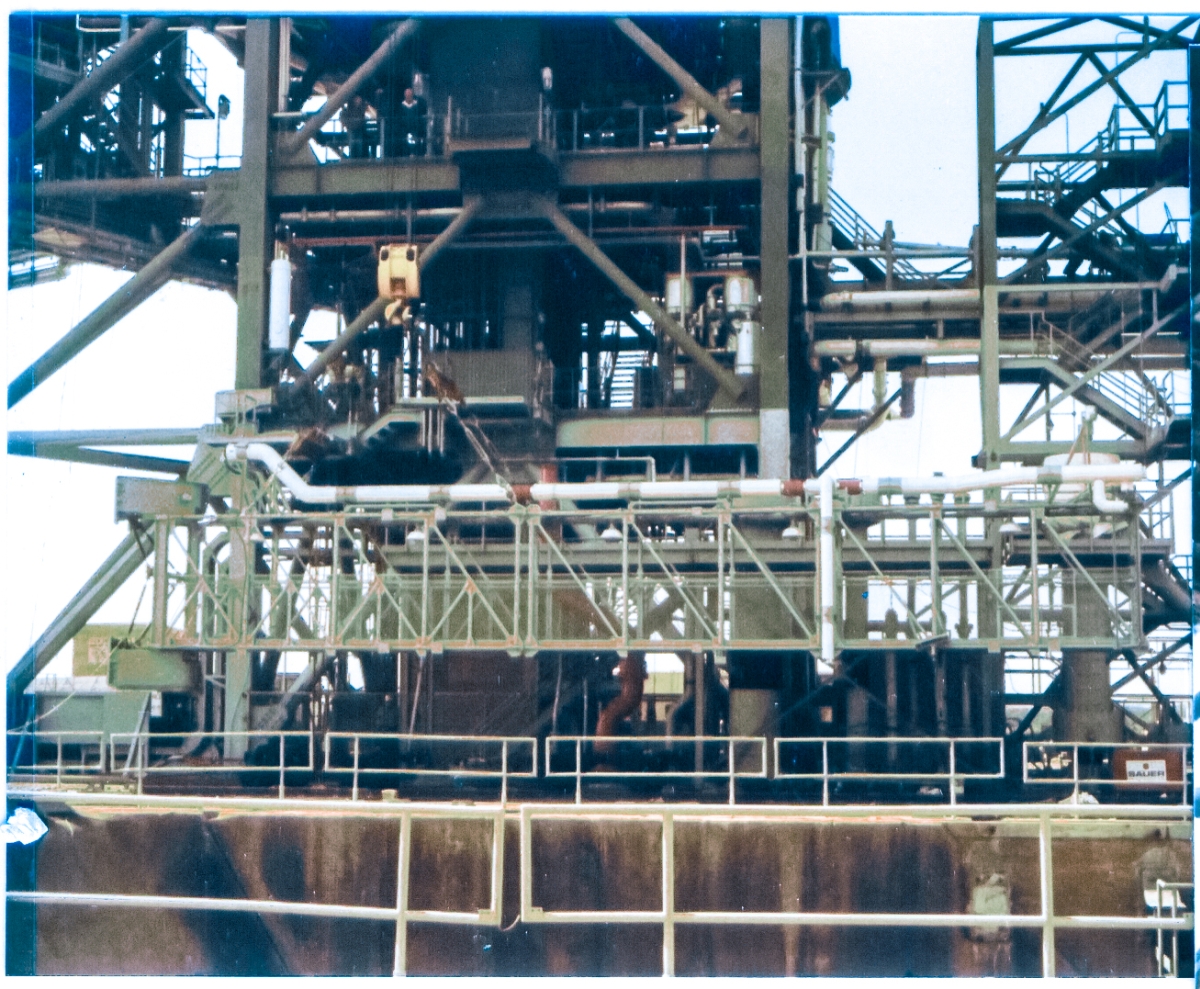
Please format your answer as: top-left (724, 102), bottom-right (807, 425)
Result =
top-left (151, 518), bottom-right (170, 645)
top-left (759, 18), bottom-right (792, 479)
top-left (235, 19), bottom-right (281, 389)
top-left (1188, 43), bottom-right (1198, 981)
top-left (976, 19), bottom-right (1001, 466)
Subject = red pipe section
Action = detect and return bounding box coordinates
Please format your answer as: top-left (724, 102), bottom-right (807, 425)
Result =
top-left (594, 654), bottom-right (647, 752)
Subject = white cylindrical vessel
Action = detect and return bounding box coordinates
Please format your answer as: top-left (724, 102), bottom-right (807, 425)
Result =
top-left (724, 274), bottom-right (756, 315)
top-left (268, 257), bottom-right (292, 351)
top-left (735, 320), bottom-right (758, 374)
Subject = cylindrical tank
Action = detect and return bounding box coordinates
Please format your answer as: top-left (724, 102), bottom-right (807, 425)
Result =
top-left (665, 274), bottom-right (693, 317)
top-left (724, 273), bottom-right (757, 315)
top-left (268, 256), bottom-right (292, 351)
top-left (735, 319), bottom-right (759, 374)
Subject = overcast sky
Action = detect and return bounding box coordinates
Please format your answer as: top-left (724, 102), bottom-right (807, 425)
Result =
top-left (4, 16), bottom-right (1192, 677)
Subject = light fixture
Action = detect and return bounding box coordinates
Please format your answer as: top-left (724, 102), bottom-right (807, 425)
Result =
top-left (600, 523), bottom-right (623, 542)
top-left (407, 528), bottom-right (426, 544)
top-left (781, 520), bottom-right (802, 540)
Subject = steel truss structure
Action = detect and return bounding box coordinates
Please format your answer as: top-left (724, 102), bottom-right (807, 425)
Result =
top-left (5, 13), bottom-right (1197, 978)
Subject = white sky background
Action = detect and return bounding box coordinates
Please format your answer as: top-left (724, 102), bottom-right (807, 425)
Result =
top-left (3, 16), bottom-right (1193, 677)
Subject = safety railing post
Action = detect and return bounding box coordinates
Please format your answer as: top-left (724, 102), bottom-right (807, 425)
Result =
top-left (575, 739), bottom-right (582, 805)
top-left (1039, 814), bottom-right (1056, 977)
top-left (1171, 886), bottom-right (1179, 976)
top-left (822, 740), bottom-right (830, 807)
top-left (56, 735), bottom-right (64, 786)
top-left (352, 735), bottom-right (361, 801)
top-left (138, 733), bottom-right (146, 795)
top-left (392, 811), bottom-right (412, 977)
top-left (728, 739), bottom-right (735, 806)
top-left (949, 740), bottom-right (957, 806)
top-left (1072, 743), bottom-right (1080, 804)
top-left (1156, 880), bottom-right (1165, 976)
top-left (662, 810), bottom-right (675, 977)
top-left (500, 739), bottom-right (509, 806)
top-left (278, 733), bottom-right (286, 799)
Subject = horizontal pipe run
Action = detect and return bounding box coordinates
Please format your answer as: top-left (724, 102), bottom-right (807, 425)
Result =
top-left (5, 891), bottom-right (484, 926)
top-left (11, 892), bottom-right (1189, 932)
top-left (814, 339), bottom-right (1036, 358)
top-left (859, 463), bottom-right (1144, 496)
top-left (231, 442), bottom-right (1144, 508)
top-left (819, 281), bottom-right (1166, 314)
top-left (230, 443), bottom-right (811, 504)
top-left (524, 907), bottom-right (1191, 930)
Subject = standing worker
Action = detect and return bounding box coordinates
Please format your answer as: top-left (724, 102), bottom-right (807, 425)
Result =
top-left (341, 95), bottom-right (368, 158)
top-left (396, 87), bottom-right (427, 157)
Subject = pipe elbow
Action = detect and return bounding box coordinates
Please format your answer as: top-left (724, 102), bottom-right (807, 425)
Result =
top-left (1091, 479), bottom-right (1128, 514)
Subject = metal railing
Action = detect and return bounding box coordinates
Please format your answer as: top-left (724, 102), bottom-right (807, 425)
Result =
top-left (9, 730), bottom-right (1193, 810)
top-left (6, 729), bottom-right (106, 782)
top-left (108, 730), bottom-right (315, 797)
top-left (1153, 880), bottom-right (1193, 977)
top-left (1023, 741), bottom-right (1192, 805)
top-left (7, 788), bottom-right (1187, 979)
top-left (774, 736), bottom-right (1005, 806)
top-left (283, 101), bottom-right (760, 164)
top-left (5, 793), bottom-right (506, 977)
top-left (517, 800), bottom-right (1193, 978)
top-left (323, 732), bottom-right (536, 803)
top-left (545, 735), bottom-right (767, 805)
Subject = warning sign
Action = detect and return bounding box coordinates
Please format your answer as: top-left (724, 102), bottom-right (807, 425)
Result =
top-left (1124, 760), bottom-right (1168, 782)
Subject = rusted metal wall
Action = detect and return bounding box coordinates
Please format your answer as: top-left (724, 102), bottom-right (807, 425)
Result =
top-left (21, 806), bottom-right (1188, 976)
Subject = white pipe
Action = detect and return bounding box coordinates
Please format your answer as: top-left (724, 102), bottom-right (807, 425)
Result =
top-left (857, 463), bottom-right (1144, 496)
top-left (268, 257), bottom-right (292, 351)
top-left (821, 289), bottom-right (980, 312)
top-left (1091, 479), bottom-right (1129, 514)
top-left (819, 474), bottom-right (834, 665)
top-left (813, 339), bottom-right (1040, 358)
top-left (819, 282), bottom-right (1160, 314)
top-left (230, 444), bottom-right (1144, 508)
top-left (227, 443), bottom-right (508, 504)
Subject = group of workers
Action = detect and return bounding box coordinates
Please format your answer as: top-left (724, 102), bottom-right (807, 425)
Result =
top-left (338, 86), bottom-right (427, 159)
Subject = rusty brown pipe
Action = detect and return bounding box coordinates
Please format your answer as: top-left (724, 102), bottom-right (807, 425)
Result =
top-left (594, 654), bottom-right (647, 755)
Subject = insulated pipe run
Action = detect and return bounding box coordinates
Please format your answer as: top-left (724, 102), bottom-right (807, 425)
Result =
top-left (229, 443), bottom-right (1144, 510)
top-left (818, 283), bottom-right (1161, 314)
top-left (819, 474), bottom-right (835, 665)
top-left (856, 463), bottom-right (1144, 497)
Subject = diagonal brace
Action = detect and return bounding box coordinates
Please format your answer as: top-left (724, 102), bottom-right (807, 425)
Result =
top-left (612, 18), bottom-right (749, 141)
top-left (7, 527), bottom-right (155, 700)
top-left (997, 18), bottom-right (1196, 157)
top-left (534, 198), bottom-right (746, 401)
top-left (27, 18), bottom-right (173, 145)
top-left (9, 222), bottom-right (206, 407)
top-left (284, 19), bottom-right (419, 155)
top-left (1000, 302), bottom-right (1185, 442)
